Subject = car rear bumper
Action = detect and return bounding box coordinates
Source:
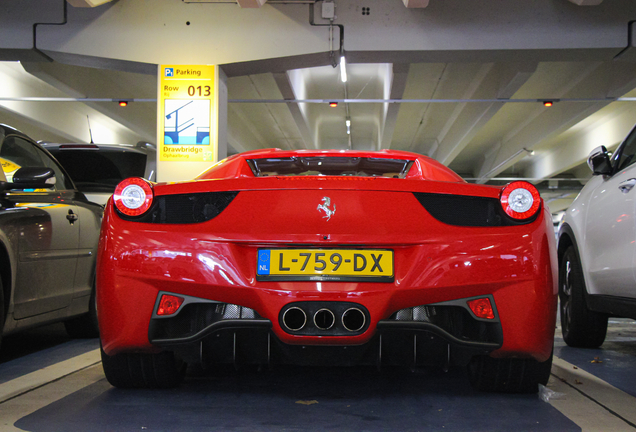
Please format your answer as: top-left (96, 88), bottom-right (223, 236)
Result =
top-left (148, 315), bottom-right (500, 368)
top-left (97, 206), bottom-right (557, 364)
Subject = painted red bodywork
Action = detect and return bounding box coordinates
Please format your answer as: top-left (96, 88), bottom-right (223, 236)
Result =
top-left (97, 149), bottom-right (557, 362)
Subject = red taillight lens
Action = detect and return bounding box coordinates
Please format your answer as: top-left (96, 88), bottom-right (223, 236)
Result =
top-left (157, 294), bottom-right (185, 316)
top-left (499, 181), bottom-right (541, 220)
top-left (113, 177), bottom-right (153, 216)
top-left (467, 297), bottom-right (495, 320)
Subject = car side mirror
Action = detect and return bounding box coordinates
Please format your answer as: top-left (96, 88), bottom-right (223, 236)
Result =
top-left (587, 146), bottom-right (612, 175)
top-left (0, 167), bottom-right (56, 191)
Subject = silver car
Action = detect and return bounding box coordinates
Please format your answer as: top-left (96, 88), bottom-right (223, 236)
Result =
top-left (0, 124), bottom-right (103, 349)
top-left (557, 125), bottom-right (636, 348)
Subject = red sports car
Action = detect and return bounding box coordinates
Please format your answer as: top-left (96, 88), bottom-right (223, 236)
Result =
top-left (97, 149), bottom-right (557, 393)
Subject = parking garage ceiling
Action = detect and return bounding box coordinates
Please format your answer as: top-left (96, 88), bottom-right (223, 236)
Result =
top-left (2, 0), bottom-right (636, 212)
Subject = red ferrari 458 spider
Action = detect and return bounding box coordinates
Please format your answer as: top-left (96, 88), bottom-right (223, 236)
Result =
top-left (97, 149), bottom-right (557, 393)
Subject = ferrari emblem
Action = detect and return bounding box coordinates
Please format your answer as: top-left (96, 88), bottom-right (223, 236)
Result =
top-left (317, 197), bottom-right (336, 221)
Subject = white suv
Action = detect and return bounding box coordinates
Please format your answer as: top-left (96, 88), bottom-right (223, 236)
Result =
top-left (557, 126), bottom-right (636, 348)
top-left (40, 142), bottom-right (156, 206)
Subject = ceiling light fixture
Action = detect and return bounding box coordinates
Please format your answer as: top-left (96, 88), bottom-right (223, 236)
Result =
top-left (340, 55), bottom-right (347, 83)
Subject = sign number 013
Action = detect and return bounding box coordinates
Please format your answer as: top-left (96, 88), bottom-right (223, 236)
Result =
top-left (188, 86), bottom-right (211, 97)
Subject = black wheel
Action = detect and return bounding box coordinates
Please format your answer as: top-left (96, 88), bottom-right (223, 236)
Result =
top-left (100, 345), bottom-right (185, 389)
top-left (64, 285), bottom-right (99, 338)
top-left (467, 350), bottom-right (553, 393)
top-left (559, 246), bottom-right (608, 348)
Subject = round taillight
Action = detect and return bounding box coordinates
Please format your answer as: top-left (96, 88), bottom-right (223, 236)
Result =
top-left (500, 181), bottom-right (541, 220)
top-left (113, 177), bottom-right (153, 216)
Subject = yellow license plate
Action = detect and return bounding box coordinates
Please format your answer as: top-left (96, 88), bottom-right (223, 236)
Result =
top-left (256, 249), bottom-right (394, 282)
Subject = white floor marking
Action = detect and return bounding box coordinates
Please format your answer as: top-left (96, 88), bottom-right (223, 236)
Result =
top-left (0, 364), bottom-right (105, 432)
top-left (547, 356), bottom-right (636, 431)
top-left (0, 349), bottom-right (100, 404)
top-left (2, 351), bottom-right (636, 431)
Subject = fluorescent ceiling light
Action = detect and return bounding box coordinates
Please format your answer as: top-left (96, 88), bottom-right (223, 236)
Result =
top-left (340, 56), bottom-right (347, 83)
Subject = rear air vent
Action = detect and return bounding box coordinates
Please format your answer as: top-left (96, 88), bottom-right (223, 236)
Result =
top-left (414, 192), bottom-right (536, 226)
top-left (149, 302), bottom-right (261, 341)
top-left (117, 191), bottom-right (238, 223)
top-left (389, 305), bottom-right (502, 344)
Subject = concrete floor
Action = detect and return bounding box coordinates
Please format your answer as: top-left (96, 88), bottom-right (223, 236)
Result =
top-left (0, 320), bottom-right (635, 432)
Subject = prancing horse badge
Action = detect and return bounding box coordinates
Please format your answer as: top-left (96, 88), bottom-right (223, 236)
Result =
top-left (317, 197), bottom-right (336, 221)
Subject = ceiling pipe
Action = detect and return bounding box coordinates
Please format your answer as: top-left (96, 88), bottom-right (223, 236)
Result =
top-left (33, 0), bottom-right (67, 61)
top-left (309, 2), bottom-right (343, 68)
top-left (4, 97), bottom-right (635, 104)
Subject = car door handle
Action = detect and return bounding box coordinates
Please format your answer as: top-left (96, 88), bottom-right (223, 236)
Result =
top-left (618, 178), bottom-right (636, 193)
top-left (66, 209), bottom-right (79, 224)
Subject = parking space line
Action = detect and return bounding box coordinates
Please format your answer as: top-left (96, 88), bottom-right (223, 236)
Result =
top-left (548, 356), bottom-right (636, 431)
top-left (0, 364), bottom-right (105, 432)
top-left (0, 349), bottom-right (100, 404)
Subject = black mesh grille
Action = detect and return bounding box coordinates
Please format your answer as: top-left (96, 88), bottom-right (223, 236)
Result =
top-left (149, 303), bottom-right (261, 341)
top-left (118, 191), bottom-right (238, 223)
top-left (389, 305), bottom-right (502, 344)
top-left (414, 192), bottom-right (537, 226)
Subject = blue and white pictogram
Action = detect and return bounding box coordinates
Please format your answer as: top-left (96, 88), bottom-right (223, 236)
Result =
top-left (165, 68), bottom-right (174, 77)
top-left (257, 250), bottom-right (270, 275)
top-left (164, 100), bottom-right (210, 145)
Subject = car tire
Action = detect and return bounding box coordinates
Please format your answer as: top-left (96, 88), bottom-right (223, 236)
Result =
top-left (559, 246), bottom-right (608, 348)
top-left (100, 345), bottom-right (185, 389)
top-left (467, 350), bottom-right (553, 393)
top-left (64, 285), bottom-right (99, 338)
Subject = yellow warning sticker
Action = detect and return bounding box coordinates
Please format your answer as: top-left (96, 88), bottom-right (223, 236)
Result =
top-left (0, 157), bottom-right (20, 173)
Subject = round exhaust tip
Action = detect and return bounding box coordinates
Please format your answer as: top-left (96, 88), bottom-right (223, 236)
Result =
top-left (314, 308), bottom-right (335, 330)
top-left (342, 308), bottom-right (366, 332)
top-left (283, 307), bottom-right (307, 331)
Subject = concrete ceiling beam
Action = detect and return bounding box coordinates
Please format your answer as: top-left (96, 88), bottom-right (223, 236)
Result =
top-left (389, 63), bottom-right (449, 155)
top-left (432, 62), bottom-right (537, 166)
top-left (475, 102), bottom-right (607, 182)
top-left (273, 71), bottom-right (315, 149)
top-left (474, 62), bottom-right (602, 181)
top-left (227, 74), bottom-right (306, 150)
top-left (475, 61), bottom-right (636, 182)
top-left (20, 61), bottom-right (156, 143)
top-left (0, 62), bottom-right (143, 144)
top-left (3, 0), bottom-right (635, 66)
top-left (523, 104), bottom-right (636, 180)
top-left (380, 63), bottom-right (409, 150)
top-left (227, 102), bottom-right (268, 151)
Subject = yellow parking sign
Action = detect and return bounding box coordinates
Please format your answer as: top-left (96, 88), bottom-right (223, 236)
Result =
top-left (158, 65), bottom-right (218, 162)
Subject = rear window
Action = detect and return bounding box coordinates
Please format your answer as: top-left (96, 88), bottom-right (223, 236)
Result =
top-left (49, 149), bottom-right (147, 192)
top-left (246, 157), bottom-right (412, 178)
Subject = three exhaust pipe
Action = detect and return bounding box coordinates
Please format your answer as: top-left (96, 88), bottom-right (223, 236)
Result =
top-left (282, 305), bottom-right (366, 333)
